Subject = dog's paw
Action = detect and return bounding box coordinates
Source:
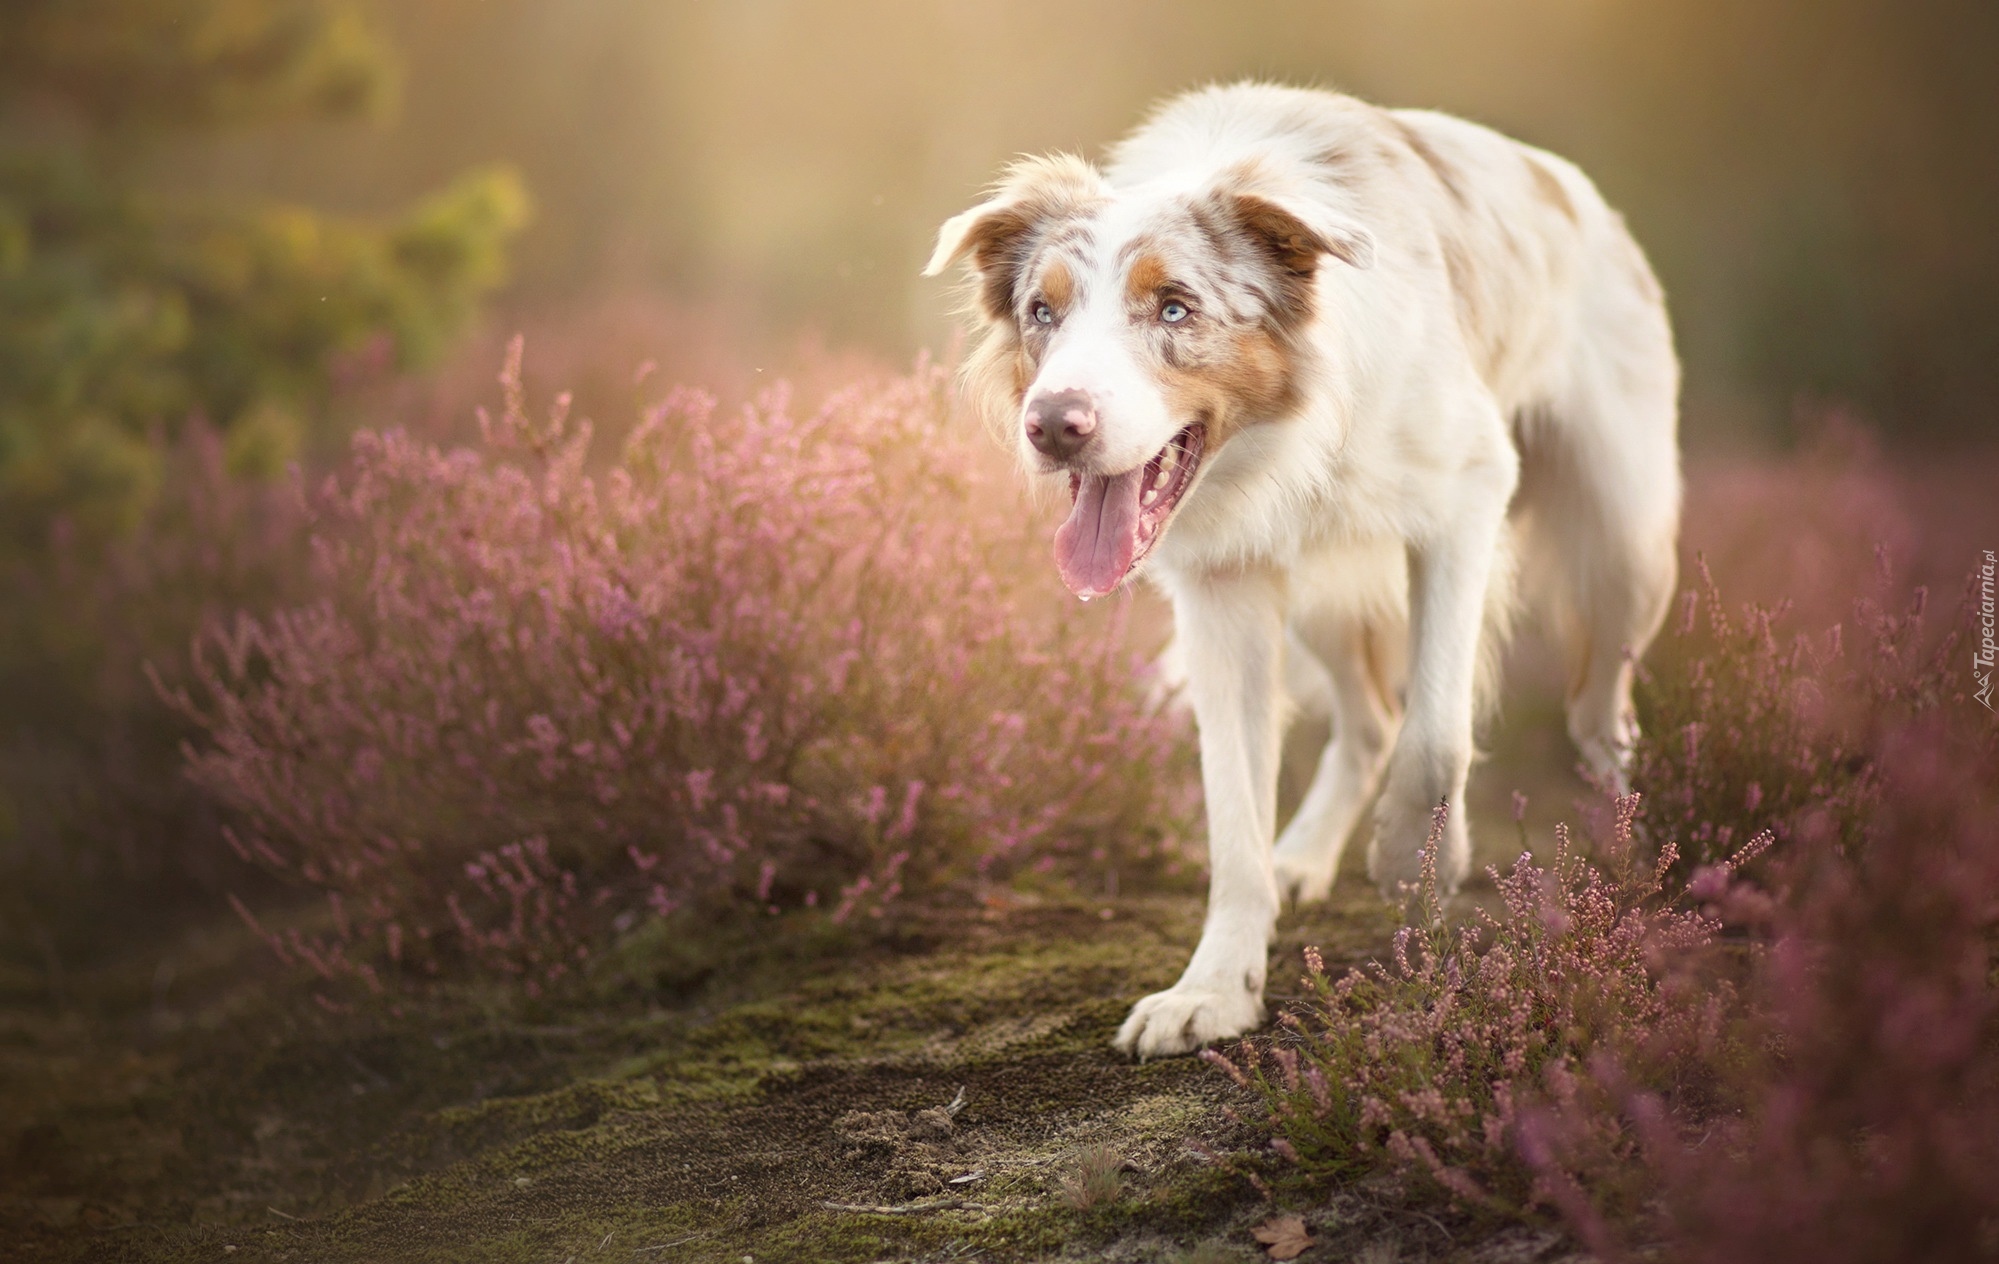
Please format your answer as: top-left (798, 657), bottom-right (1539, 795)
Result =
top-left (1113, 983), bottom-right (1264, 1061)
top-left (1368, 794), bottom-right (1470, 896)
top-left (1272, 847), bottom-right (1337, 905)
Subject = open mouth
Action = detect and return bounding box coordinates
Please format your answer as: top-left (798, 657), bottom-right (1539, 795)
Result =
top-left (1052, 424), bottom-right (1206, 600)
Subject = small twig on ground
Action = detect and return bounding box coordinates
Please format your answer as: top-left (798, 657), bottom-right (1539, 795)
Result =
top-left (822, 1198), bottom-right (988, 1215)
top-left (944, 1085), bottom-right (968, 1116)
top-left (266, 1207), bottom-right (300, 1222)
top-left (1413, 1209), bottom-right (1455, 1245)
top-left (633, 1233), bottom-right (708, 1253)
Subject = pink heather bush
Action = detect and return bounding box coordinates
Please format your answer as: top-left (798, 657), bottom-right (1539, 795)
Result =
top-left (1640, 408), bottom-right (1980, 880)
top-left (163, 340), bottom-right (1197, 997)
top-left (1208, 801), bottom-right (1742, 1217)
top-left (1619, 716), bottom-right (1999, 1264)
top-left (1519, 705), bottom-right (1997, 1260)
top-left (1600, 559), bottom-right (1996, 1259)
top-left (1632, 534), bottom-right (1971, 884)
top-left (1217, 542), bottom-right (1997, 1255)
top-left (1630, 557), bottom-right (1874, 880)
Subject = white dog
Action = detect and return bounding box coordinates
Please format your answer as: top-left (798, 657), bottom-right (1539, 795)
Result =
top-left (926, 83), bottom-right (1679, 1060)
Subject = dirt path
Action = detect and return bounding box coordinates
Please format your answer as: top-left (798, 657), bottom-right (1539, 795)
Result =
top-left (4, 885), bottom-right (1447, 1263)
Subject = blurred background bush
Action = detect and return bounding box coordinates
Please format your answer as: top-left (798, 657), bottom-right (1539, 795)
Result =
top-left (0, 0), bottom-right (528, 550)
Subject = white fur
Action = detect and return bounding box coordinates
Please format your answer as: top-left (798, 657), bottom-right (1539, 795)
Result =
top-left (929, 84), bottom-right (1680, 1059)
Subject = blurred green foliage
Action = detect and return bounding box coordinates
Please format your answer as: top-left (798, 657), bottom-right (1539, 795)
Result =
top-left (0, 0), bottom-right (525, 965)
top-left (0, 0), bottom-right (527, 552)
top-left (0, 0), bottom-right (392, 130)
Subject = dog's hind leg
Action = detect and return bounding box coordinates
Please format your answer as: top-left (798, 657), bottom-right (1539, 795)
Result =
top-left (1521, 274), bottom-right (1680, 790)
top-left (1272, 617), bottom-right (1401, 904)
top-left (1116, 565), bottom-right (1288, 1060)
top-left (1515, 449), bottom-right (1675, 791)
top-left (1556, 525), bottom-right (1676, 791)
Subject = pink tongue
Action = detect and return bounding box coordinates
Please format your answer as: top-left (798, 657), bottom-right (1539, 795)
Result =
top-left (1053, 469), bottom-right (1144, 598)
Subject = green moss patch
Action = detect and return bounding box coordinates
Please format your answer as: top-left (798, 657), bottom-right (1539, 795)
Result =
top-left (2, 888), bottom-right (1418, 1262)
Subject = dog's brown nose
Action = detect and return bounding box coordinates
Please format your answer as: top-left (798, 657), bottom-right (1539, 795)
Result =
top-left (1024, 389), bottom-right (1098, 462)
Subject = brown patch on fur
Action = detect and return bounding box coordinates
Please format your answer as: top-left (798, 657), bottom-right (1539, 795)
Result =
top-left (1125, 252), bottom-right (1169, 305)
top-left (1232, 195), bottom-right (1325, 275)
top-left (969, 208), bottom-right (1055, 323)
top-left (1313, 145), bottom-right (1356, 173)
top-left (1157, 325), bottom-right (1300, 451)
top-left (1041, 258), bottom-right (1076, 311)
top-left (948, 205), bottom-right (1035, 321)
top-left (1225, 194), bottom-right (1328, 329)
top-left (1525, 156), bottom-right (1578, 224)
top-left (1393, 118), bottom-right (1468, 208)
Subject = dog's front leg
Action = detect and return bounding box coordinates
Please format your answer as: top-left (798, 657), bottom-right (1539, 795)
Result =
top-left (1116, 566), bottom-right (1286, 1060)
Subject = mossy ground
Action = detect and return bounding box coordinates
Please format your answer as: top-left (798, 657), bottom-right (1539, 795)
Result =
top-left (1, 887), bottom-right (1370, 1263)
top-left (2, 673), bottom-right (1591, 1264)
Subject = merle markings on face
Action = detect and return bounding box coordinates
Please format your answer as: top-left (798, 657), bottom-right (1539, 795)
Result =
top-left (927, 160), bottom-right (1371, 598)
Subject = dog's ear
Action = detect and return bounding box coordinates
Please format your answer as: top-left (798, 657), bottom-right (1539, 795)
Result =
top-left (1229, 191), bottom-right (1374, 274)
top-left (1215, 182), bottom-right (1373, 331)
top-left (924, 154), bottom-right (1107, 321)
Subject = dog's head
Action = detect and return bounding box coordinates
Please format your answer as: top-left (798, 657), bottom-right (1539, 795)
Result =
top-left (926, 154), bottom-right (1372, 598)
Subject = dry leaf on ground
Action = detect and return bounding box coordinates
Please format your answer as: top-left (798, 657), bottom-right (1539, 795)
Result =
top-left (1252, 1213), bottom-right (1315, 1259)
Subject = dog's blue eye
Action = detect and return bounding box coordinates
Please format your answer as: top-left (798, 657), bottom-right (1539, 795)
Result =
top-left (1160, 301), bottom-right (1190, 324)
top-left (1031, 302), bottom-right (1055, 325)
